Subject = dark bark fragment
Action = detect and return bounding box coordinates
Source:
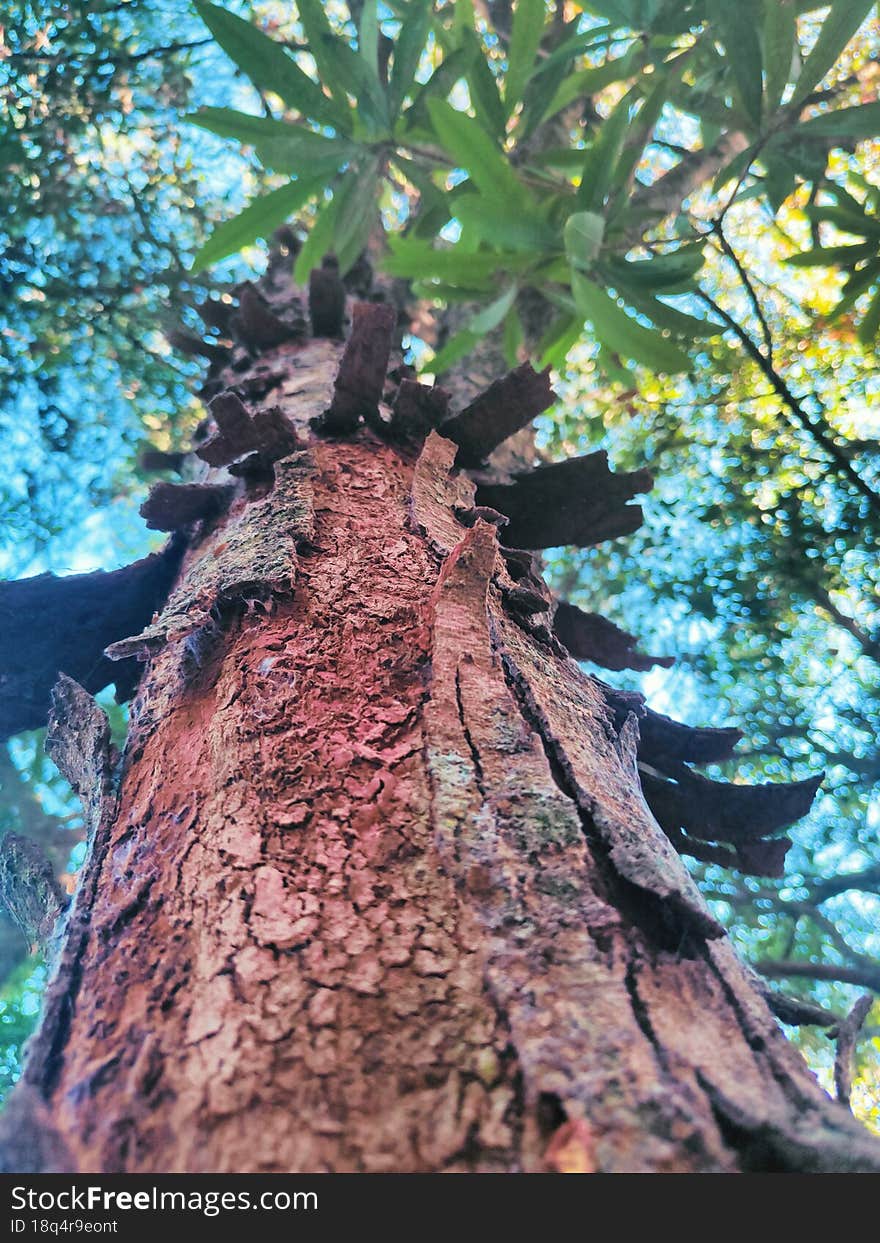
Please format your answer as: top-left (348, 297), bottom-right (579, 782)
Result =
top-left (0, 833), bottom-right (68, 949)
top-left (635, 707), bottom-right (743, 767)
top-left (197, 393), bottom-right (301, 470)
top-left (308, 255), bottom-right (346, 338)
top-left (137, 448), bottom-right (187, 474)
top-left (231, 281), bottom-right (306, 352)
top-left (45, 676), bottom-right (114, 838)
top-left (140, 482), bottom-right (234, 532)
top-left (439, 362), bottom-right (556, 468)
top-left (476, 452), bottom-right (652, 550)
top-left (165, 327), bottom-right (227, 365)
top-left (553, 600), bottom-right (674, 672)
top-left (641, 768), bottom-right (822, 844)
top-left (755, 982), bottom-right (838, 1028)
top-left (319, 301), bottom-right (395, 434)
top-left (0, 541), bottom-right (183, 741)
top-left (834, 993), bottom-right (873, 1107)
top-left (390, 379), bottom-right (450, 442)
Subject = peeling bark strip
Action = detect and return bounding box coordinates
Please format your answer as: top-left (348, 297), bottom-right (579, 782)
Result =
top-left (553, 600), bottom-right (674, 673)
top-left (440, 362), bottom-right (555, 468)
top-left (321, 301), bottom-right (396, 434)
top-left (140, 482), bottom-right (234, 532)
top-left (0, 544), bottom-right (183, 741)
top-left (477, 452), bottom-right (653, 549)
top-left (834, 994), bottom-right (873, 1107)
top-left (106, 453), bottom-right (315, 659)
top-left (390, 378), bottom-right (450, 443)
top-left (0, 833), bottom-right (68, 949)
top-left (3, 283), bottom-right (879, 1173)
top-left (308, 255), bottom-right (346, 339)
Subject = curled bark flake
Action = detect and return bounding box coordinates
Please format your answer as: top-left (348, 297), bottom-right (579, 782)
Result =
top-left (553, 600), bottom-right (674, 673)
top-left (197, 393), bottom-right (301, 470)
top-left (754, 982), bottom-right (838, 1029)
top-left (137, 448), bottom-right (187, 475)
top-left (476, 452), bottom-right (652, 550)
top-left (640, 768), bottom-right (821, 846)
top-left (45, 675), bottom-right (114, 839)
top-left (231, 281), bottom-right (306, 352)
top-left (319, 301), bottom-right (396, 435)
top-left (308, 255), bottom-right (346, 338)
top-left (390, 378), bottom-right (450, 443)
top-left (439, 362), bottom-right (556, 468)
top-left (140, 482), bottom-right (234, 532)
top-left (834, 993), bottom-right (873, 1108)
top-left (165, 327), bottom-right (227, 365)
top-left (0, 833), bottom-right (68, 950)
top-left (0, 541), bottom-right (183, 741)
top-left (107, 453), bottom-right (315, 660)
top-left (600, 685), bottom-right (743, 769)
top-left (409, 432), bottom-right (476, 556)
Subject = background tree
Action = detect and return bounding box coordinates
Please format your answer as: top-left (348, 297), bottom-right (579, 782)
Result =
top-left (0, 0), bottom-right (879, 1163)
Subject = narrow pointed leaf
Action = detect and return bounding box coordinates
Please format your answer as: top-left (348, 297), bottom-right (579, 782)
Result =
top-left (505, 0), bottom-right (546, 115)
top-left (764, 0), bottom-right (797, 111)
top-left (790, 0), bottom-right (874, 107)
top-left (193, 1), bottom-right (348, 130)
top-left (572, 273), bottom-right (690, 372)
top-left (707, 0), bottom-right (762, 126)
top-left (191, 177), bottom-right (326, 273)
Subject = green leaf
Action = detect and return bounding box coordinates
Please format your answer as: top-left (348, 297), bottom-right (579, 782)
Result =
top-left (785, 242), bottom-right (875, 267)
top-left (426, 99), bottom-right (528, 207)
top-left (190, 177), bottom-right (325, 274)
top-left (461, 27), bottom-right (507, 138)
top-left (564, 211), bottom-right (605, 270)
top-left (359, 0), bottom-right (379, 72)
top-left (612, 52), bottom-right (691, 196)
top-left (297, 0), bottom-right (389, 133)
top-left (503, 304), bottom-right (524, 367)
top-left (389, 0), bottom-right (432, 115)
top-left (797, 101), bottom-right (880, 141)
top-left (622, 290), bottom-right (725, 339)
top-left (193, 1), bottom-right (348, 131)
top-left (707, 0), bottom-right (762, 126)
top-left (577, 91), bottom-right (633, 209)
top-left (857, 282), bottom-right (880, 343)
top-left (804, 202), bottom-right (880, 237)
top-left (384, 236), bottom-right (529, 286)
top-left (505, 0), bottom-right (545, 116)
top-left (763, 0), bottom-right (797, 111)
top-left (605, 246), bottom-right (705, 291)
top-left (186, 109), bottom-right (355, 174)
top-left (292, 165), bottom-right (377, 283)
top-left (469, 285), bottom-right (519, 334)
top-left (535, 48), bottom-right (641, 129)
top-left (572, 273), bottom-right (690, 372)
top-left (537, 313), bottom-right (581, 370)
top-left (455, 196), bottom-right (557, 252)
top-left (429, 287), bottom-right (518, 374)
top-left (790, 0), bottom-right (874, 107)
top-left (428, 329), bottom-right (482, 374)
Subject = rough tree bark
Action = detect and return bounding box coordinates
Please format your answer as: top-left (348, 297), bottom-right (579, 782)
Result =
top-left (0, 264), bottom-right (878, 1174)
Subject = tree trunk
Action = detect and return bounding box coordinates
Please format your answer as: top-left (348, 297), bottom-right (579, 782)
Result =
top-left (2, 291), bottom-right (878, 1175)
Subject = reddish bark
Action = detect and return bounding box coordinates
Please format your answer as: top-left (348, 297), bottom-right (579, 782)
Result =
top-left (1, 300), bottom-right (879, 1174)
